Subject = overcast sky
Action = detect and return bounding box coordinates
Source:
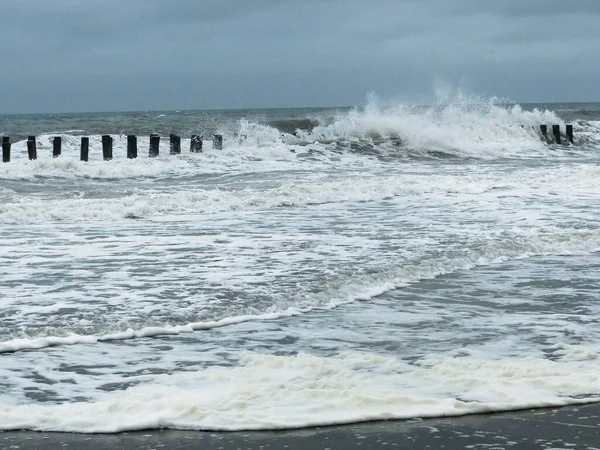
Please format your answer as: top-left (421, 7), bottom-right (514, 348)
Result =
top-left (0, 0), bottom-right (598, 113)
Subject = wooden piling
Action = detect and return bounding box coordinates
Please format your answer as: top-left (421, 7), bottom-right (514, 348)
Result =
top-left (27, 136), bottom-right (37, 160)
top-left (213, 134), bottom-right (223, 150)
top-left (552, 125), bottom-right (561, 144)
top-left (2, 136), bottom-right (10, 163)
top-left (101, 135), bottom-right (113, 160)
top-left (80, 137), bottom-right (89, 162)
top-left (566, 124), bottom-right (573, 144)
top-left (149, 134), bottom-right (160, 157)
top-left (540, 124), bottom-right (547, 141)
top-left (127, 135), bottom-right (138, 159)
top-left (170, 134), bottom-right (181, 155)
top-left (53, 136), bottom-right (62, 158)
top-left (190, 134), bottom-right (203, 153)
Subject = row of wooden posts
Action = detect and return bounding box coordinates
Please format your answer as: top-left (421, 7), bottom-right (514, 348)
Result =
top-left (0, 125), bottom-right (575, 163)
top-left (1, 134), bottom-right (223, 162)
top-left (542, 124), bottom-right (573, 144)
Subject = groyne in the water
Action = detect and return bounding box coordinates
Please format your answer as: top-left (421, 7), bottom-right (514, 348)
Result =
top-left (0, 124), bottom-right (574, 162)
top-left (1, 134), bottom-right (223, 162)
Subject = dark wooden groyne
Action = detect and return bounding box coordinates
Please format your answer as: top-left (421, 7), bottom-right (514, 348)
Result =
top-left (1, 134), bottom-right (222, 162)
top-left (517, 124), bottom-right (573, 144)
top-left (540, 124), bottom-right (574, 145)
top-left (0, 125), bottom-right (574, 163)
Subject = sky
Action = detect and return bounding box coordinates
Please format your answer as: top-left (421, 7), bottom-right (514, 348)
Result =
top-left (0, 0), bottom-right (599, 113)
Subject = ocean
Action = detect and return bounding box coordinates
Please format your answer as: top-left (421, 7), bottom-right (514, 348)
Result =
top-left (0, 97), bottom-right (599, 433)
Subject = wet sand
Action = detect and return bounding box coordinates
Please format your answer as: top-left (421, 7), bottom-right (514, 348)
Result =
top-left (2, 402), bottom-right (599, 450)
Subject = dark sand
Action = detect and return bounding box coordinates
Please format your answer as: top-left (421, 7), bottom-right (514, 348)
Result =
top-left (2, 403), bottom-right (599, 450)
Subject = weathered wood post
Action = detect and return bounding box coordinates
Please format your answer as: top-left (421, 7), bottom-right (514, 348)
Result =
top-left (170, 134), bottom-right (181, 155)
top-left (540, 124), bottom-right (547, 141)
top-left (190, 134), bottom-right (203, 153)
top-left (213, 134), bottom-right (223, 150)
top-left (566, 124), bottom-right (573, 144)
top-left (53, 136), bottom-right (62, 157)
top-left (127, 135), bottom-right (137, 159)
top-left (80, 137), bottom-right (89, 162)
top-left (149, 134), bottom-right (160, 157)
top-left (27, 136), bottom-right (37, 160)
top-left (2, 136), bottom-right (10, 163)
top-left (552, 125), bottom-right (561, 144)
top-left (101, 135), bottom-right (113, 160)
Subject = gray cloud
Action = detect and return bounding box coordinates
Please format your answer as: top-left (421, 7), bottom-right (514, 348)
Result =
top-left (456, 0), bottom-right (600, 18)
top-left (0, 0), bottom-right (598, 113)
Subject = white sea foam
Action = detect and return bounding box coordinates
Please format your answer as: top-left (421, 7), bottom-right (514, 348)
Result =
top-left (1, 223), bottom-right (599, 353)
top-left (1, 163), bottom-right (599, 224)
top-left (0, 351), bottom-right (598, 432)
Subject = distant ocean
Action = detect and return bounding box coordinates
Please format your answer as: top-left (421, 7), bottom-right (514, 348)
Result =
top-left (1, 98), bottom-right (599, 432)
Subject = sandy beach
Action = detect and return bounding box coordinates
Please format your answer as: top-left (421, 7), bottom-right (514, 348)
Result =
top-left (2, 403), bottom-right (599, 450)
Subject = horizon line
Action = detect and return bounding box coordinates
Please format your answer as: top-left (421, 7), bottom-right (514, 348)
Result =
top-left (1, 100), bottom-right (599, 116)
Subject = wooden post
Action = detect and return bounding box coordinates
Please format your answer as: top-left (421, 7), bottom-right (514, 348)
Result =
top-left (2, 136), bottom-right (10, 163)
top-left (566, 124), bottom-right (573, 144)
top-left (127, 135), bottom-right (137, 159)
top-left (552, 125), bottom-right (561, 144)
top-left (190, 134), bottom-right (203, 153)
top-left (27, 136), bottom-right (37, 160)
top-left (53, 136), bottom-right (62, 157)
top-left (540, 124), bottom-right (547, 141)
top-left (213, 134), bottom-right (223, 150)
top-left (170, 134), bottom-right (181, 155)
top-left (101, 135), bottom-right (113, 160)
top-left (149, 134), bottom-right (160, 157)
top-left (80, 137), bottom-right (89, 162)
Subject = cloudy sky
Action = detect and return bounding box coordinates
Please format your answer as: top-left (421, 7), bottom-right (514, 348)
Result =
top-left (0, 0), bottom-right (598, 113)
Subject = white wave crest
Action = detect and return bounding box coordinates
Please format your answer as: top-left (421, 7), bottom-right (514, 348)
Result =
top-left (291, 94), bottom-right (564, 157)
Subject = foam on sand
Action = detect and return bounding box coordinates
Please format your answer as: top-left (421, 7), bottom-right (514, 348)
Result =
top-left (1, 350), bottom-right (599, 432)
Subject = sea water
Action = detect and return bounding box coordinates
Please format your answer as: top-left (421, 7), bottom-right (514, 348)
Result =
top-left (0, 96), bottom-right (599, 432)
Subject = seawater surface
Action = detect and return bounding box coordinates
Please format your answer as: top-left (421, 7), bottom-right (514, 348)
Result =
top-left (1, 97), bottom-right (599, 432)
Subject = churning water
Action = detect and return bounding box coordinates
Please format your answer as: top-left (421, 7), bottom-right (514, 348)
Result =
top-left (1, 96), bottom-right (599, 432)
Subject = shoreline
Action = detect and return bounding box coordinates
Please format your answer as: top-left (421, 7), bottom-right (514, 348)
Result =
top-left (2, 402), bottom-right (599, 450)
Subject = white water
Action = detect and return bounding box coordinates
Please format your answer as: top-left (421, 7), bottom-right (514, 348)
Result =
top-left (1, 97), bottom-right (599, 432)
top-left (2, 348), bottom-right (599, 432)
